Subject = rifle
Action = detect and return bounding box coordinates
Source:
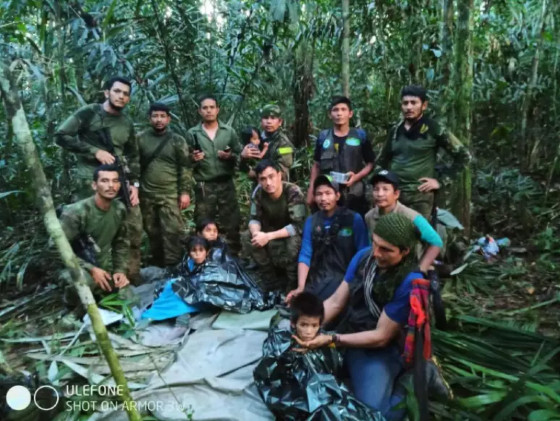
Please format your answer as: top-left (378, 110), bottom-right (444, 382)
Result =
top-left (56, 205), bottom-right (99, 266)
top-left (95, 127), bottom-right (132, 209)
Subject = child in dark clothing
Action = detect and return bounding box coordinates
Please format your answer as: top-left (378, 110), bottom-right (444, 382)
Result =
top-left (196, 219), bottom-right (228, 262)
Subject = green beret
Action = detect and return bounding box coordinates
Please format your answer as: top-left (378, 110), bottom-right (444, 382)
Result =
top-left (373, 213), bottom-right (418, 250)
top-left (261, 104), bottom-right (281, 118)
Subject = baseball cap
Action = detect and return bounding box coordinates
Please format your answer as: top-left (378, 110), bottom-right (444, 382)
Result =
top-left (260, 104), bottom-right (281, 118)
top-left (314, 174), bottom-right (340, 193)
top-left (370, 169), bottom-right (400, 189)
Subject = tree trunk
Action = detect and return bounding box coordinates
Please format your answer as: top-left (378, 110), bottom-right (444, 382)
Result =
top-left (0, 60), bottom-right (142, 421)
top-left (440, 0), bottom-right (454, 120)
top-left (450, 0), bottom-right (474, 235)
top-left (521, 0), bottom-right (548, 169)
top-left (341, 0), bottom-right (350, 97)
top-left (293, 37), bottom-right (315, 148)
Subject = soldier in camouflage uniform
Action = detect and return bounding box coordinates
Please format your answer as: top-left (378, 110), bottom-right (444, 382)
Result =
top-left (55, 76), bottom-right (143, 284)
top-left (245, 160), bottom-right (307, 292)
top-left (186, 95), bottom-right (242, 255)
top-left (377, 85), bottom-right (471, 219)
top-left (241, 104), bottom-right (294, 181)
top-left (59, 165), bottom-right (130, 302)
top-left (138, 103), bottom-right (191, 267)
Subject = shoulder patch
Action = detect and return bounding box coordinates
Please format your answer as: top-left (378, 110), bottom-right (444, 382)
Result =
top-left (345, 137), bottom-right (361, 147)
top-left (323, 139), bottom-right (331, 149)
top-left (339, 227), bottom-right (353, 237)
top-left (419, 124), bottom-right (429, 134)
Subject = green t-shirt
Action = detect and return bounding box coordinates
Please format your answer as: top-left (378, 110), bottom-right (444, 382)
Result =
top-left (60, 196), bottom-right (129, 273)
top-left (138, 128), bottom-right (192, 201)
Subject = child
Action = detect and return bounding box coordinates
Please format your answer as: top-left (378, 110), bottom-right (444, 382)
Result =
top-left (196, 219), bottom-right (228, 262)
top-left (179, 235), bottom-right (209, 274)
top-left (240, 126), bottom-right (269, 179)
top-left (290, 291), bottom-right (323, 342)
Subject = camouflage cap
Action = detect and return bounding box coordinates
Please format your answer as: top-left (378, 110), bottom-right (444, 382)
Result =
top-left (260, 104), bottom-right (282, 118)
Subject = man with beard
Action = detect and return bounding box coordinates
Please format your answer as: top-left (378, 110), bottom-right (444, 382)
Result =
top-left (186, 95), bottom-right (242, 255)
top-left (307, 96), bottom-right (375, 215)
top-left (59, 165), bottom-right (130, 303)
top-left (246, 160), bottom-right (306, 292)
top-left (287, 175), bottom-right (369, 302)
top-left (241, 104), bottom-right (294, 181)
top-left (377, 85), bottom-right (471, 218)
top-left (137, 103), bottom-right (191, 267)
top-left (55, 76), bottom-right (143, 283)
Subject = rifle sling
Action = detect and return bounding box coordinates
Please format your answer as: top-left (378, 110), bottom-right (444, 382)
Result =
top-left (141, 134), bottom-right (172, 171)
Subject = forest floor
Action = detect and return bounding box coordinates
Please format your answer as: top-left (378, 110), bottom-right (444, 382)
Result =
top-left (1, 165), bottom-right (559, 420)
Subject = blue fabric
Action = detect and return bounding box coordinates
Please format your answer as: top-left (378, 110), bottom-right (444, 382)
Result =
top-left (141, 279), bottom-right (200, 321)
top-left (345, 346), bottom-right (406, 421)
top-left (412, 214), bottom-right (443, 247)
top-left (298, 212), bottom-right (370, 266)
top-left (384, 271), bottom-right (422, 324)
top-left (344, 247), bottom-right (371, 282)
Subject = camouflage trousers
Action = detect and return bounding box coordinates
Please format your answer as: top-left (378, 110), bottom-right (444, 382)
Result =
top-left (140, 196), bottom-right (186, 267)
top-left (194, 179), bottom-right (241, 255)
top-left (241, 230), bottom-right (300, 293)
top-left (399, 189), bottom-right (434, 220)
top-left (68, 172), bottom-right (143, 285)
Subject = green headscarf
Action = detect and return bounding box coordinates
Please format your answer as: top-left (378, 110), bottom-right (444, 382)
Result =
top-left (370, 213), bottom-right (419, 304)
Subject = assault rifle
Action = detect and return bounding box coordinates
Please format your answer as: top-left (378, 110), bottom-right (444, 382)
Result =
top-left (56, 205), bottom-right (99, 266)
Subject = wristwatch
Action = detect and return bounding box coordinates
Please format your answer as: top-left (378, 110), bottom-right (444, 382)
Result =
top-left (133, 182), bottom-right (140, 188)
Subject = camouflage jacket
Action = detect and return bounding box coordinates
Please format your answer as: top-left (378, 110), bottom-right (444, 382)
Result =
top-left (249, 182), bottom-right (307, 236)
top-left (55, 104), bottom-right (139, 182)
top-left (262, 129), bottom-right (295, 181)
top-left (377, 116), bottom-right (471, 192)
top-left (59, 196), bottom-right (129, 273)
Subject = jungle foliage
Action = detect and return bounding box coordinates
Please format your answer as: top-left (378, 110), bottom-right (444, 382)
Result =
top-left (1, 0), bottom-right (560, 419)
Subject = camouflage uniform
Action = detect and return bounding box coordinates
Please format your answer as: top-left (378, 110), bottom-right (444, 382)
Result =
top-left (138, 128), bottom-right (192, 267)
top-left (245, 182), bottom-right (307, 292)
top-left (186, 122), bottom-right (242, 255)
top-left (55, 103), bottom-right (143, 283)
top-left (58, 196), bottom-right (129, 299)
top-left (260, 104), bottom-right (295, 181)
top-left (377, 117), bottom-right (471, 218)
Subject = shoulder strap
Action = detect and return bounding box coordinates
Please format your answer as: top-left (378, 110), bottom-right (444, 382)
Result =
top-left (142, 133), bottom-right (173, 171)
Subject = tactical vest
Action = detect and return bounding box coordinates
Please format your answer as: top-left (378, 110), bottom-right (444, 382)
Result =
top-left (308, 207), bottom-right (357, 287)
top-left (317, 128), bottom-right (366, 196)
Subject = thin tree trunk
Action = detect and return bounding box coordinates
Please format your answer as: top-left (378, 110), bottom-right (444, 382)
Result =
top-left (0, 60), bottom-right (142, 421)
top-left (520, 0), bottom-right (548, 167)
top-left (150, 0), bottom-right (192, 127)
top-left (450, 0), bottom-right (474, 235)
top-left (341, 0), bottom-right (350, 97)
top-left (293, 36), bottom-right (315, 148)
top-left (440, 0), bottom-right (454, 121)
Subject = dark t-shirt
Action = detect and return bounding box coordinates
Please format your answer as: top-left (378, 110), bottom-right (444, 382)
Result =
top-left (313, 130), bottom-right (376, 164)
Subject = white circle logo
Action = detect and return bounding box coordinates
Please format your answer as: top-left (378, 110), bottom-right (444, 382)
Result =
top-left (34, 385), bottom-right (59, 411)
top-left (6, 385), bottom-right (31, 410)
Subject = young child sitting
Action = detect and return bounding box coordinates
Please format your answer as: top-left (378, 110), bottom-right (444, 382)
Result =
top-left (184, 236), bottom-right (209, 273)
top-left (196, 219), bottom-right (228, 262)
